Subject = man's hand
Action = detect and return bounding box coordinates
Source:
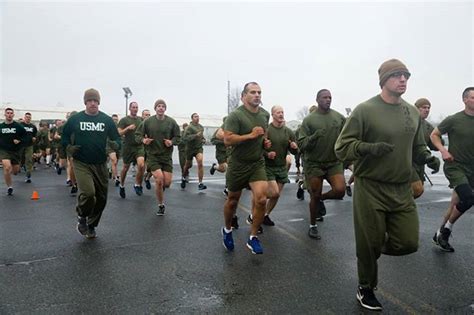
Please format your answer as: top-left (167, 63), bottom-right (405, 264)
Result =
top-left (426, 156), bottom-right (440, 174)
top-left (308, 129), bottom-right (326, 143)
top-left (267, 151), bottom-right (276, 159)
top-left (289, 140), bottom-right (298, 150)
top-left (66, 145), bottom-right (81, 156)
top-left (358, 142), bottom-right (394, 157)
top-left (163, 139), bottom-right (173, 147)
top-left (263, 138), bottom-right (272, 149)
top-left (441, 150), bottom-right (454, 162)
top-left (127, 124), bottom-right (136, 132)
top-left (143, 137), bottom-right (154, 145)
top-left (13, 139), bottom-right (20, 145)
top-left (250, 126), bottom-right (265, 139)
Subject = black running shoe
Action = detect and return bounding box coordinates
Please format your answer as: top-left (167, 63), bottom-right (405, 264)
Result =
top-left (145, 179), bottom-right (151, 190)
top-left (198, 183), bottom-right (207, 190)
top-left (357, 286), bottom-right (382, 311)
top-left (7, 187), bottom-right (13, 196)
top-left (115, 179), bottom-right (120, 187)
top-left (70, 185), bottom-right (78, 194)
top-left (223, 187), bottom-right (229, 197)
top-left (262, 215), bottom-right (275, 226)
top-left (57, 166), bottom-right (62, 175)
top-left (296, 186), bottom-right (304, 200)
top-left (25, 176), bottom-right (32, 183)
top-left (308, 226), bottom-right (321, 239)
top-left (180, 177), bottom-right (186, 189)
top-left (257, 225), bottom-right (263, 234)
top-left (436, 227), bottom-right (455, 252)
top-left (210, 163), bottom-right (216, 175)
top-left (66, 179), bottom-right (72, 186)
top-left (346, 185), bottom-right (352, 197)
top-left (77, 216), bottom-right (87, 235)
top-left (119, 187), bottom-right (126, 198)
top-left (85, 226), bottom-right (96, 239)
top-left (246, 214), bottom-right (253, 225)
top-left (156, 204), bottom-right (166, 216)
top-left (134, 185), bottom-right (143, 196)
top-left (316, 216), bottom-right (324, 222)
top-left (231, 215), bottom-right (239, 229)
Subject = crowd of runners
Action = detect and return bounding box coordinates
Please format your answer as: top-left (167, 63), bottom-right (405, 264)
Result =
top-left (1, 58), bottom-right (473, 311)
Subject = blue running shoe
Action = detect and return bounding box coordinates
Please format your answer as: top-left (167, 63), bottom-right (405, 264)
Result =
top-left (222, 228), bottom-right (234, 251)
top-left (145, 179), bottom-right (151, 190)
top-left (247, 236), bottom-right (263, 254)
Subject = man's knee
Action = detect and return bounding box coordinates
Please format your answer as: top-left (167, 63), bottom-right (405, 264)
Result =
top-left (455, 184), bottom-right (474, 213)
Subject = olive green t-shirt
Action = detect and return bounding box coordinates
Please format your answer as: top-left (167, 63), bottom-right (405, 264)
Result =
top-left (265, 123), bottom-right (297, 167)
top-left (183, 122), bottom-right (204, 152)
top-left (224, 105), bottom-right (270, 164)
top-left (118, 116), bottom-right (143, 146)
top-left (211, 126), bottom-right (226, 154)
top-left (298, 108), bottom-right (346, 163)
top-left (61, 111), bottom-right (121, 164)
top-left (335, 95), bottom-right (430, 184)
top-left (437, 111), bottom-right (474, 165)
top-left (135, 115), bottom-right (180, 159)
top-left (37, 129), bottom-right (50, 147)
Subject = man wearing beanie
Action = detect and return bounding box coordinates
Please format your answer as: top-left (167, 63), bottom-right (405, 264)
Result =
top-left (335, 59), bottom-right (433, 311)
top-left (61, 88), bottom-right (121, 239)
top-left (411, 98), bottom-right (441, 198)
top-left (430, 87), bottom-right (474, 253)
top-left (135, 99), bottom-right (180, 216)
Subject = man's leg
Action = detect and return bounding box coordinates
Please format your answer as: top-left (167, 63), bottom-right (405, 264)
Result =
top-left (25, 146), bottom-right (34, 180)
top-left (73, 160), bottom-right (97, 221)
top-left (322, 173), bottom-right (346, 200)
top-left (120, 163), bottom-right (130, 186)
top-left (135, 156), bottom-right (145, 187)
top-left (196, 153), bottom-right (204, 183)
top-left (266, 181), bottom-right (283, 215)
top-left (249, 181), bottom-right (268, 236)
top-left (109, 152), bottom-right (118, 181)
top-left (87, 163), bottom-right (109, 230)
top-left (2, 159), bottom-right (13, 189)
top-left (224, 190), bottom-right (243, 230)
top-left (307, 176), bottom-right (324, 225)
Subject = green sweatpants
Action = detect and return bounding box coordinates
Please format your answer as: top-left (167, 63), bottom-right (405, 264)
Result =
top-left (353, 177), bottom-right (419, 289)
top-left (178, 149), bottom-right (186, 170)
top-left (74, 160), bottom-right (109, 228)
top-left (20, 145), bottom-right (34, 172)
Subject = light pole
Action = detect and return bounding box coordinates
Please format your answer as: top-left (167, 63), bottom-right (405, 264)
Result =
top-left (123, 87), bottom-right (133, 116)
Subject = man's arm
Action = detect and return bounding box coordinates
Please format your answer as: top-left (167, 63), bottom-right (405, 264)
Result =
top-left (430, 127), bottom-right (453, 161)
top-left (223, 127), bottom-right (263, 147)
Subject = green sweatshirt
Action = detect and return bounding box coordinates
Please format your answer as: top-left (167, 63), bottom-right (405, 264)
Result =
top-left (335, 95), bottom-right (431, 184)
top-left (0, 121), bottom-right (27, 151)
top-left (118, 116), bottom-right (143, 147)
top-left (298, 108), bottom-right (346, 163)
top-left (183, 122), bottom-right (204, 152)
top-left (265, 123), bottom-right (297, 167)
top-left (61, 111), bottom-right (121, 164)
top-left (224, 105), bottom-right (270, 164)
top-left (135, 115), bottom-right (180, 159)
top-left (437, 110), bottom-right (474, 165)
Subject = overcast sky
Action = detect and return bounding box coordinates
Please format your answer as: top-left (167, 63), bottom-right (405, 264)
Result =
top-left (1, 1), bottom-right (473, 122)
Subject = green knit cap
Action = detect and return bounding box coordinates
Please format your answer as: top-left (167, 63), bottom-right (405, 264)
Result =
top-left (378, 59), bottom-right (410, 88)
top-left (83, 88), bottom-right (100, 104)
top-left (414, 98), bottom-right (431, 108)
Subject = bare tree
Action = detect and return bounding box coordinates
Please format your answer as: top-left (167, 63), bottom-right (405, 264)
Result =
top-left (296, 106), bottom-right (309, 121)
top-left (228, 87), bottom-right (241, 113)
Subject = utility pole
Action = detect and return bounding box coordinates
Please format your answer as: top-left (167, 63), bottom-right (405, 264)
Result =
top-left (227, 80), bottom-right (231, 114)
top-left (122, 87), bottom-right (132, 117)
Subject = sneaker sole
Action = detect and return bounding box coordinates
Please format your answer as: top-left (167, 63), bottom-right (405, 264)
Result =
top-left (356, 292), bottom-right (383, 311)
top-left (246, 243), bottom-right (263, 254)
top-left (77, 225), bottom-right (88, 236)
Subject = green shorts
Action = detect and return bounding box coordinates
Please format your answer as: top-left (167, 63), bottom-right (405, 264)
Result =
top-left (266, 165), bottom-right (289, 184)
top-left (226, 159), bottom-right (267, 192)
top-left (215, 148), bottom-right (228, 164)
top-left (304, 160), bottom-right (343, 180)
top-left (58, 146), bottom-right (67, 159)
top-left (106, 141), bottom-right (120, 158)
top-left (0, 149), bottom-right (21, 165)
top-left (443, 161), bottom-right (474, 188)
top-left (186, 148), bottom-right (203, 161)
top-left (122, 145), bottom-right (145, 165)
top-left (146, 154), bottom-right (173, 173)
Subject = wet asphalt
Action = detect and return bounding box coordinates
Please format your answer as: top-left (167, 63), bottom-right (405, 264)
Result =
top-left (1, 149), bottom-right (473, 314)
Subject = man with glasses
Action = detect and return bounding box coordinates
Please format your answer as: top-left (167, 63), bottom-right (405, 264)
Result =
top-left (335, 59), bottom-right (433, 311)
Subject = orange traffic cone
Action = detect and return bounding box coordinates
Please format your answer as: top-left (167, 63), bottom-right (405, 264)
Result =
top-left (31, 191), bottom-right (39, 200)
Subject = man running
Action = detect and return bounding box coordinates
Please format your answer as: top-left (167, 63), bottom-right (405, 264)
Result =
top-left (117, 101), bottom-right (145, 198)
top-left (0, 108), bottom-right (27, 195)
top-left (107, 114), bottom-right (121, 187)
top-left (335, 59), bottom-right (433, 311)
top-left (431, 87), bottom-right (474, 252)
top-left (210, 118), bottom-right (229, 196)
top-left (61, 88), bottom-right (121, 239)
top-left (135, 99), bottom-right (180, 215)
top-left (298, 89), bottom-right (346, 239)
top-left (181, 113), bottom-right (207, 190)
top-left (20, 112), bottom-right (38, 183)
top-left (221, 82), bottom-right (270, 254)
